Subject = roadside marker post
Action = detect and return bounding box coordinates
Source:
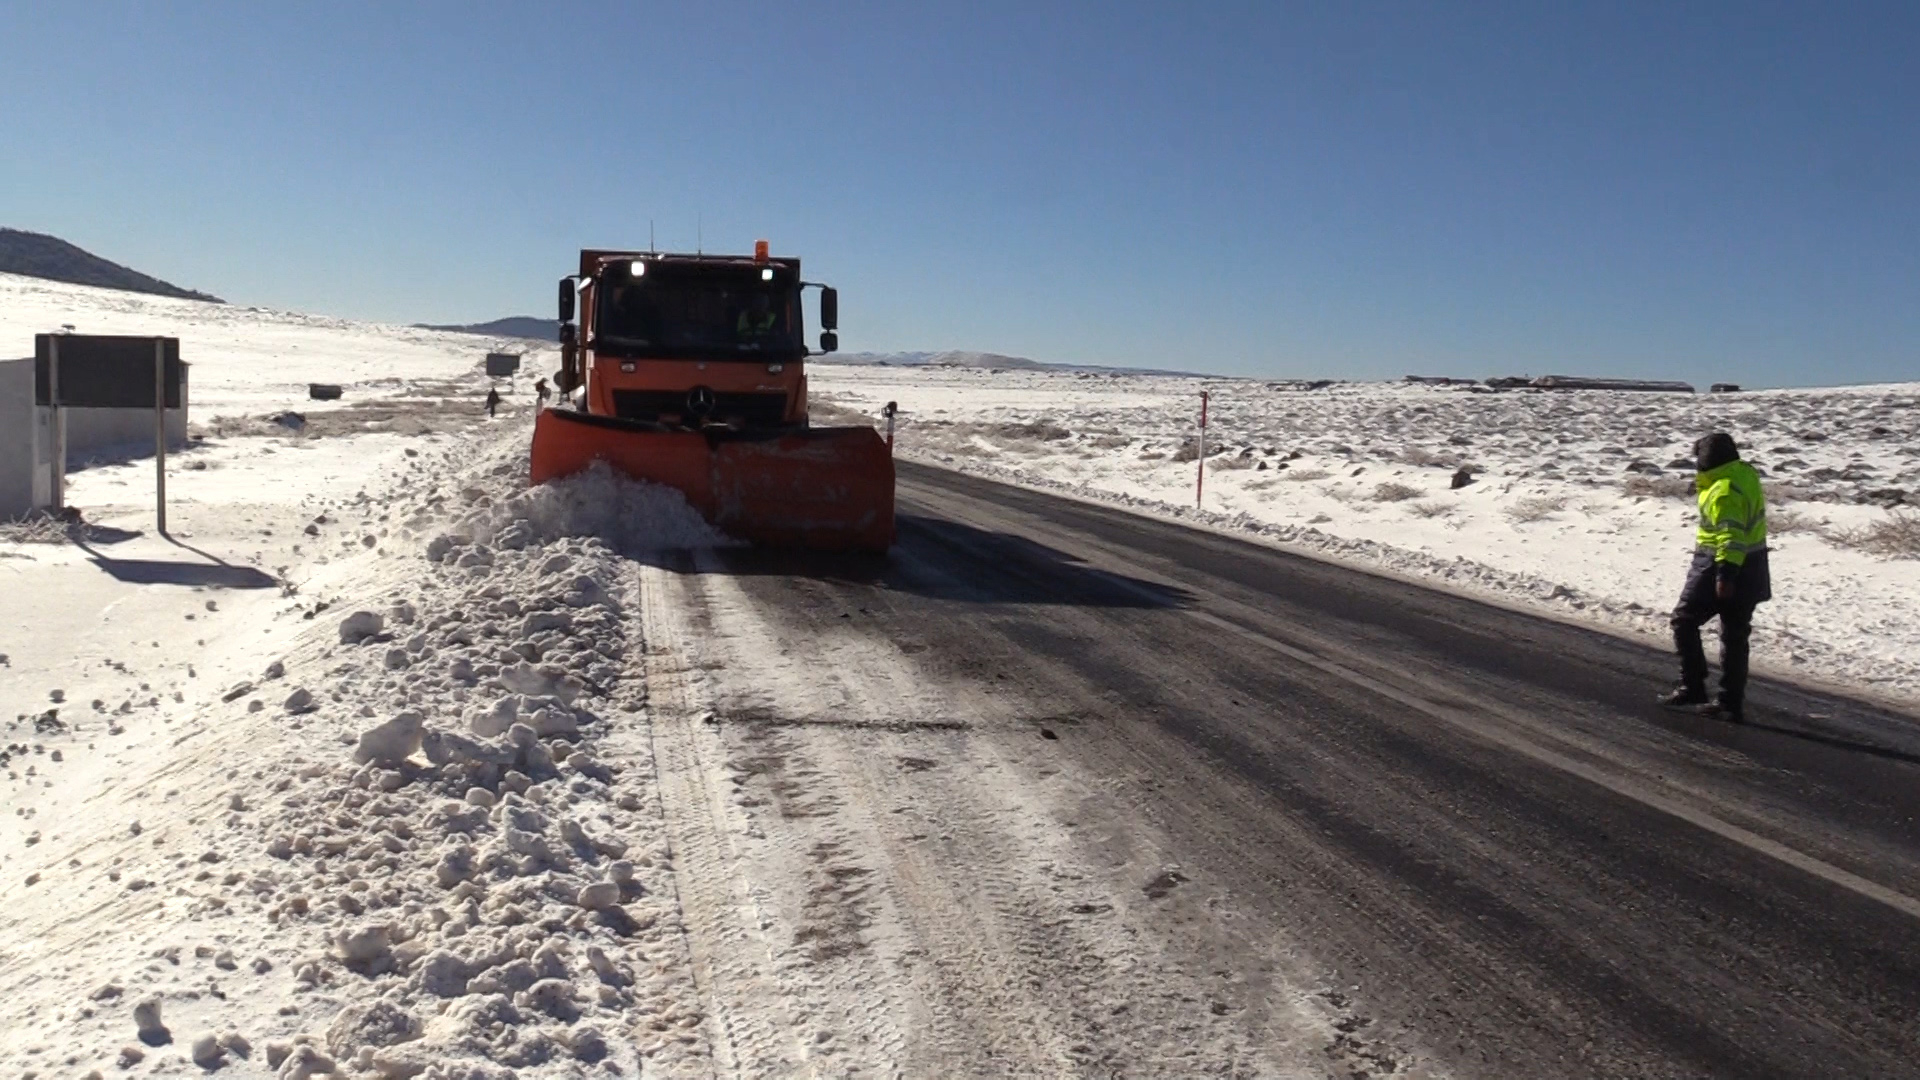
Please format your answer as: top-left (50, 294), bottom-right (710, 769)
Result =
top-left (883, 401), bottom-right (898, 452)
top-left (1196, 390), bottom-right (1209, 509)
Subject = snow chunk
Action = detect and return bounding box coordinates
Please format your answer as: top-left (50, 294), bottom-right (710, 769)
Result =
top-left (339, 610), bottom-right (386, 644)
top-left (462, 458), bottom-right (733, 550)
top-left (576, 881), bottom-right (620, 910)
top-left (354, 711), bottom-right (425, 766)
top-left (191, 1032), bottom-right (226, 1068)
top-left (133, 996), bottom-right (171, 1046)
top-left (326, 999), bottom-right (422, 1055)
top-left (276, 1044), bottom-right (337, 1079)
top-left (517, 978), bottom-right (579, 1021)
top-left (416, 949), bottom-right (470, 997)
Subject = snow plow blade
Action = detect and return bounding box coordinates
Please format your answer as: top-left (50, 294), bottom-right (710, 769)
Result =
top-left (528, 408), bottom-right (896, 552)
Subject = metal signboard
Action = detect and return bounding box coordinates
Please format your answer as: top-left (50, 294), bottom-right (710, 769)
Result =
top-left (485, 352), bottom-right (522, 377)
top-left (35, 335), bottom-right (183, 408)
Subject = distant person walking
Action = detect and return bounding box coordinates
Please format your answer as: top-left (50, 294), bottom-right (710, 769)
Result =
top-left (535, 378), bottom-right (550, 407)
top-left (485, 387), bottom-right (502, 418)
top-left (1661, 432), bottom-right (1770, 721)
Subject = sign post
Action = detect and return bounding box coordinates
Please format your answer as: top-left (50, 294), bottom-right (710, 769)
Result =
top-left (1196, 390), bottom-right (1209, 509)
top-left (883, 401), bottom-right (898, 452)
top-left (48, 336), bottom-right (65, 510)
top-left (154, 338), bottom-right (168, 534)
top-left (33, 334), bottom-right (182, 530)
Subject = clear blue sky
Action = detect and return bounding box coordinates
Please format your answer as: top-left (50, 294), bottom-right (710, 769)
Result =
top-left (3, 2), bottom-right (1916, 387)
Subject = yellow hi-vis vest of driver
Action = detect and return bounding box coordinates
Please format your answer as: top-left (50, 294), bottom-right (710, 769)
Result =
top-left (1695, 460), bottom-right (1768, 566)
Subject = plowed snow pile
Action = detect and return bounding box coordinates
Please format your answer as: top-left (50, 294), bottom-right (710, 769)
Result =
top-left (0, 440), bottom-right (728, 1077)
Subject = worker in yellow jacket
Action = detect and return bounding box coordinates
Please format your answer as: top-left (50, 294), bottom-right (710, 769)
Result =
top-left (1662, 432), bottom-right (1771, 721)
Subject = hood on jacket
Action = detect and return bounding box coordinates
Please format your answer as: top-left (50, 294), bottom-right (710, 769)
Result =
top-left (1694, 432), bottom-right (1740, 472)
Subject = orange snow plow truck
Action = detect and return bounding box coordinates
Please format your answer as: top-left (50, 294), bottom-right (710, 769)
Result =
top-left (529, 243), bottom-right (895, 552)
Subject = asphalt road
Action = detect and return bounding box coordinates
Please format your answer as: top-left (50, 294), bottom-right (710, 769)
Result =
top-left (649, 460), bottom-right (1920, 1079)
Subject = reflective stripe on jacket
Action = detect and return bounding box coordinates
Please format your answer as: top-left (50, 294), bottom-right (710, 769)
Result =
top-left (1696, 460), bottom-right (1767, 566)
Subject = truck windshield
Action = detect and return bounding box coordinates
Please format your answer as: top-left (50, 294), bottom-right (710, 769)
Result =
top-left (595, 270), bottom-right (803, 360)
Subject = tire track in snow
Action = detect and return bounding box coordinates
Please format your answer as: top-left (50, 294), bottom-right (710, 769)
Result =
top-left (638, 543), bottom-right (1336, 1076)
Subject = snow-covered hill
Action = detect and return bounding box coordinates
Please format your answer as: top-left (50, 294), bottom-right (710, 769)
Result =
top-left (1, 272), bottom-right (546, 423)
top-left (0, 229), bottom-right (221, 303)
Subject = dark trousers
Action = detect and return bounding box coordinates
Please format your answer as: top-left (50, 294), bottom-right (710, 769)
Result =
top-left (1671, 555), bottom-right (1757, 710)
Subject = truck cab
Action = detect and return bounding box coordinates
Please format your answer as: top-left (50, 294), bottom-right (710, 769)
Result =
top-left (557, 244), bottom-right (838, 431)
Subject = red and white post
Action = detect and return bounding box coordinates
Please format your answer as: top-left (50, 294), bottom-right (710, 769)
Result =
top-left (1195, 390), bottom-right (1209, 509)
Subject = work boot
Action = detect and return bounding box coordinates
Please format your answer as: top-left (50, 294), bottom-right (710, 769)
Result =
top-left (1658, 686), bottom-right (1710, 710)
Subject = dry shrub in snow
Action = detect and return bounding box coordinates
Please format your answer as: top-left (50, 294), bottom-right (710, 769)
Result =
top-left (0, 511), bottom-right (73, 544)
top-left (992, 420), bottom-right (1073, 442)
top-left (1407, 500), bottom-right (1454, 519)
top-left (1825, 510), bottom-right (1920, 559)
top-left (1283, 468), bottom-right (1332, 482)
top-left (0, 510), bottom-right (136, 545)
top-left (1372, 482), bottom-right (1423, 502)
top-left (1767, 506), bottom-right (1821, 534)
top-left (1209, 455), bottom-right (1256, 472)
top-left (1506, 495), bottom-right (1568, 523)
top-left (1087, 434), bottom-right (1132, 449)
top-left (1621, 474), bottom-right (1693, 500)
top-left (1400, 446), bottom-right (1454, 467)
top-left (1171, 440), bottom-right (1202, 463)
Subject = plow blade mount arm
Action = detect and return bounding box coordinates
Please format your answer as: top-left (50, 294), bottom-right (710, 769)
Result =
top-left (529, 409), bottom-right (896, 552)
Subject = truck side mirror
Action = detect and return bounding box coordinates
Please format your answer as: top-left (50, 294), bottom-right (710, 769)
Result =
top-left (558, 278), bottom-right (575, 323)
top-left (819, 331), bottom-right (839, 353)
top-left (820, 287), bottom-right (838, 331)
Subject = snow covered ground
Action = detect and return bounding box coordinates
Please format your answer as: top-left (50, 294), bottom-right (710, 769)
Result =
top-left (1, 272), bottom-right (534, 423)
top-left (3, 269), bottom-right (1916, 1074)
top-left (812, 364), bottom-right (1920, 707)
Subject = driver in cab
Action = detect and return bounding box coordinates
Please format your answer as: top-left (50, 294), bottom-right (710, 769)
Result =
top-left (735, 292), bottom-right (778, 343)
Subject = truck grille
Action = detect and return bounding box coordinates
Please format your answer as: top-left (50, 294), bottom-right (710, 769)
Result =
top-left (610, 390), bottom-right (788, 427)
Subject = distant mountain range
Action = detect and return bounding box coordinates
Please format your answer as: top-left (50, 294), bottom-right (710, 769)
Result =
top-left (823, 350), bottom-right (1052, 370)
top-left (822, 349), bottom-right (1197, 378)
top-left (417, 316), bottom-right (561, 342)
top-left (412, 325), bottom-right (1199, 378)
top-left (0, 228), bottom-right (222, 302)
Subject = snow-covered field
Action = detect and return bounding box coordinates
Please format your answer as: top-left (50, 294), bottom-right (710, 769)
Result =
top-left (812, 363), bottom-right (1920, 706)
top-left (1, 273), bottom-right (525, 423)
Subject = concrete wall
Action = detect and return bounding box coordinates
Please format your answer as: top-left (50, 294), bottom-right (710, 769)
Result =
top-left (0, 358), bottom-right (36, 518)
top-left (61, 385), bottom-right (190, 466)
top-left (0, 357), bottom-right (190, 518)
